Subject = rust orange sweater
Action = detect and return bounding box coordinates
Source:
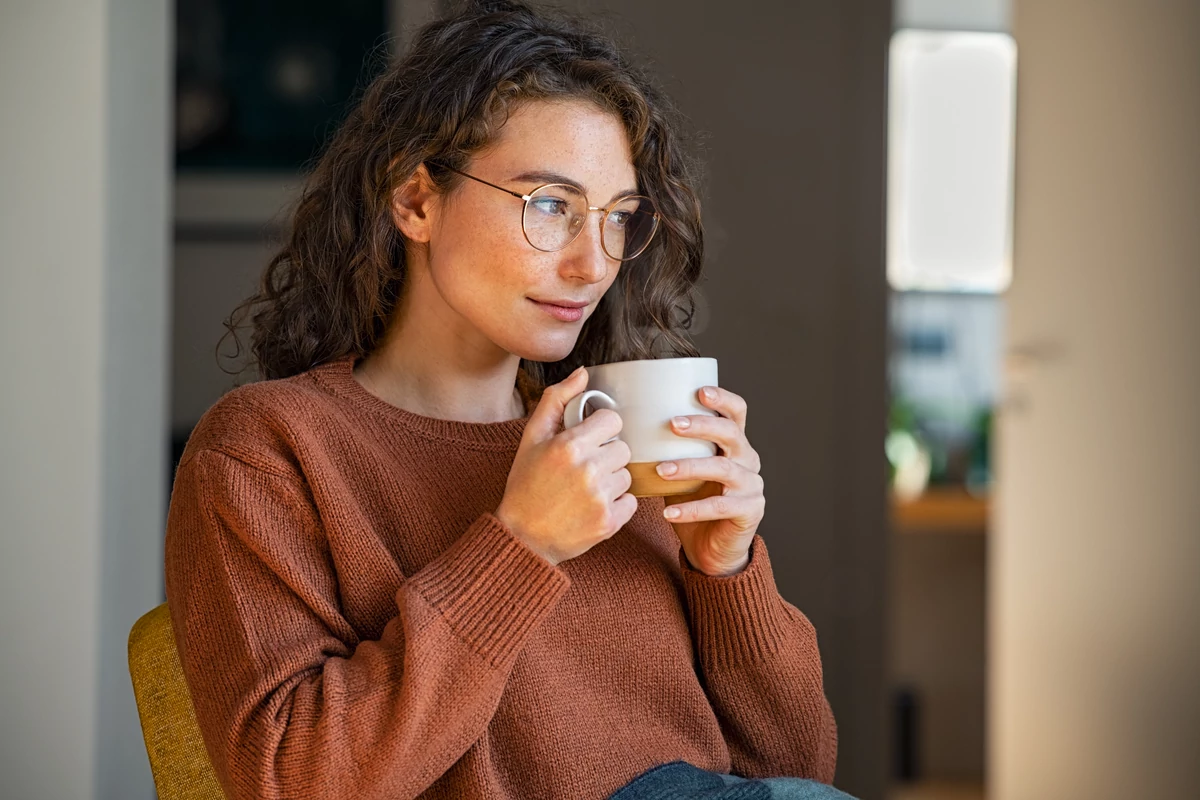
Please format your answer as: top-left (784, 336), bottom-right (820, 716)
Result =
top-left (164, 355), bottom-right (837, 800)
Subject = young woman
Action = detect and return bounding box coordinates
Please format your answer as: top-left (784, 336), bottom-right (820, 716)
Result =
top-left (165, 2), bottom-right (844, 798)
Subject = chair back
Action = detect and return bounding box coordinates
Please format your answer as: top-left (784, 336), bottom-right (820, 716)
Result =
top-left (128, 603), bottom-right (225, 800)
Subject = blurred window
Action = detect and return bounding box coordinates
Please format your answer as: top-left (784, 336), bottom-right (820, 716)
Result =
top-left (887, 30), bottom-right (1017, 293)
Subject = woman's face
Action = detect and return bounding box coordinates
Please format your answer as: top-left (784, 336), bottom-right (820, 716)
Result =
top-left (417, 99), bottom-right (638, 364)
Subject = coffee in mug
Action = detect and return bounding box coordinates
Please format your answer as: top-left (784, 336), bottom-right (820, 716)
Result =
top-left (563, 357), bottom-right (719, 498)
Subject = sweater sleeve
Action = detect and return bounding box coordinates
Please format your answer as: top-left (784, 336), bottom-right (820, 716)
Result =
top-left (164, 448), bottom-right (571, 800)
top-left (678, 535), bottom-right (838, 784)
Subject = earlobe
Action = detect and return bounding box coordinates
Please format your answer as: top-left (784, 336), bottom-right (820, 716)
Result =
top-left (391, 164), bottom-right (436, 243)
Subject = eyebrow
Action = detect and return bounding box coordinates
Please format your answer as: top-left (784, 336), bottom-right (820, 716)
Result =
top-left (509, 170), bottom-right (640, 204)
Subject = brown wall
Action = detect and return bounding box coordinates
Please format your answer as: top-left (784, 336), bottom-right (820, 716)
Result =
top-left (563, 2), bottom-right (892, 796)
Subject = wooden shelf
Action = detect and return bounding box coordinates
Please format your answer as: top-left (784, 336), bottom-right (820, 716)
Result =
top-left (891, 487), bottom-right (990, 534)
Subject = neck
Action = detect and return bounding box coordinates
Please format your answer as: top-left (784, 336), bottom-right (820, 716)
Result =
top-left (352, 273), bottom-right (526, 424)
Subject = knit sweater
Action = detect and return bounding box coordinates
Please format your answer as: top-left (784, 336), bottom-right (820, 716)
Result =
top-left (164, 355), bottom-right (838, 800)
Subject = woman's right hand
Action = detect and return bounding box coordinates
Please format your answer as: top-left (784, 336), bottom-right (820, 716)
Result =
top-left (495, 367), bottom-right (636, 566)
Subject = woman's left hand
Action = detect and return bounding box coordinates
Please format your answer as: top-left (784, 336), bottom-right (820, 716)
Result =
top-left (657, 385), bottom-right (765, 577)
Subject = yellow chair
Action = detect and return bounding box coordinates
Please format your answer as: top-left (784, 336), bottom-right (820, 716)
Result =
top-left (128, 603), bottom-right (226, 800)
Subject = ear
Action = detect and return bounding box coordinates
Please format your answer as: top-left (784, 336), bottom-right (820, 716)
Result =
top-left (391, 163), bottom-right (439, 243)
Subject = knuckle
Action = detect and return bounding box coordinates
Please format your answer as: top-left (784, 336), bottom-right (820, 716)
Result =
top-left (592, 408), bottom-right (622, 430)
top-left (558, 438), bottom-right (584, 465)
top-left (718, 456), bottom-right (734, 476)
top-left (712, 495), bottom-right (731, 516)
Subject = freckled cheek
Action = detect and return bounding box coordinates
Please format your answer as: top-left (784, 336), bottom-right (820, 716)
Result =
top-left (438, 208), bottom-right (516, 276)
top-left (457, 244), bottom-right (549, 318)
top-left (469, 205), bottom-right (529, 261)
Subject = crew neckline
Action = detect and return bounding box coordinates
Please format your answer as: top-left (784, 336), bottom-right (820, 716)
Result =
top-left (311, 355), bottom-right (542, 448)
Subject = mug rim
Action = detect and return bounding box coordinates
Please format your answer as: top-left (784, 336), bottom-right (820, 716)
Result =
top-left (588, 356), bottom-right (716, 370)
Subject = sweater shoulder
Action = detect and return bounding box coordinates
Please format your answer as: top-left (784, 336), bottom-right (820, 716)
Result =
top-left (178, 371), bottom-right (338, 477)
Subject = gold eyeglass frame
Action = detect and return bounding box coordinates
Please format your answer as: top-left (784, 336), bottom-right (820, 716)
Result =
top-left (431, 162), bottom-right (661, 261)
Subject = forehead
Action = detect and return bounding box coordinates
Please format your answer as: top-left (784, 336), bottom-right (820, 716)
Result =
top-left (476, 99), bottom-right (637, 193)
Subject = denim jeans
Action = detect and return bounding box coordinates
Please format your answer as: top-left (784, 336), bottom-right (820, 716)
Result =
top-left (608, 761), bottom-right (858, 800)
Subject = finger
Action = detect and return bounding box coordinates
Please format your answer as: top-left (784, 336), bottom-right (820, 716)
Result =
top-left (655, 455), bottom-right (764, 494)
top-left (525, 366), bottom-right (589, 444)
top-left (597, 438), bottom-right (633, 473)
top-left (662, 492), bottom-right (764, 530)
top-left (567, 407), bottom-right (624, 448)
top-left (697, 385), bottom-right (748, 429)
top-left (608, 492), bottom-right (639, 533)
top-left (602, 466), bottom-right (633, 502)
top-left (670, 415), bottom-right (759, 469)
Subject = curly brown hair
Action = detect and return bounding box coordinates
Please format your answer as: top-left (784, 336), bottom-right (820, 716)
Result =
top-left (221, 0), bottom-right (705, 388)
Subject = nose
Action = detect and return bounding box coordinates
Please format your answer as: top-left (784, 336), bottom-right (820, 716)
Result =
top-left (560, 210), bottom-right (613, 284)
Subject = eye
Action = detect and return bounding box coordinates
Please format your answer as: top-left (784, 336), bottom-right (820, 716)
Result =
top-left (530, 196), bottom-right (570, 217)
top-left (607, 210), bottom-right (633, 228)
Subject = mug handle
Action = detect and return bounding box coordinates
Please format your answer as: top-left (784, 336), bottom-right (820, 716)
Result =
top-left (563, 390), bottom-right (620, 444)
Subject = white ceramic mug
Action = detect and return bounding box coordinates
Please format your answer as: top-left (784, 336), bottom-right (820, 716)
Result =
top-left (562, 357), bottom-right (719, 497)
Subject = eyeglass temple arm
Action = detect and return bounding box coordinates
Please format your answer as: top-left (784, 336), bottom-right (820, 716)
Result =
top-left (429, 161), bottom-right (658, 219)
top-left (428, 162), bottom-right (529, 201)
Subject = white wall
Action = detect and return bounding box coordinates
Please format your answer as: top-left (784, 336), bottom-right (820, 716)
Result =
top-left (993, 1), bottom-right (1200, 798)
top-left (0, 1), bottom-right (170, 797)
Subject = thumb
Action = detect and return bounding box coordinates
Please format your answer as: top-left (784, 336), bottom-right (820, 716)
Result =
top-left (523, 366), bottom-right (588, 444)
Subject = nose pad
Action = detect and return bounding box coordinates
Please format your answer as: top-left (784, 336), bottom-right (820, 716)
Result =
top-left (568, 213), bottom-right (586, 238)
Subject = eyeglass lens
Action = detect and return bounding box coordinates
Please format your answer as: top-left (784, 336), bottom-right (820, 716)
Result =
top-left (522, 184), bottom-right (658, 260)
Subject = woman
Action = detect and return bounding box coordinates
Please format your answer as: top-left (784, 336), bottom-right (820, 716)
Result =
top-left (165, 2), bottom-right (844, 798)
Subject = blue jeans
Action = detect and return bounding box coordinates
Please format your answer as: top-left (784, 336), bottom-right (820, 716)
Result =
top-left (608, 761), bottom-right (858, 800)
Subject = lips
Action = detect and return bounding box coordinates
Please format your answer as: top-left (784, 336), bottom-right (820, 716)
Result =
top-left (530, 298), bottom-right (587, 322)
top-left (533, 298), bottom-right (589, 308)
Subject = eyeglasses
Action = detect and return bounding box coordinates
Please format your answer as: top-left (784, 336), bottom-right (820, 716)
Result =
top-left (431, 163), bottom-right (661, 261)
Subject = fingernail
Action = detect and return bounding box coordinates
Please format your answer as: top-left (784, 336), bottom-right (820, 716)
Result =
top-left (656, 461), bottom-right (678, 477)
top-left (673, 416), bottom-right (691, 429)
top-left (702, 387), bottom-right (717, 400)
top-left (664, 506), bottom-right (681, 519)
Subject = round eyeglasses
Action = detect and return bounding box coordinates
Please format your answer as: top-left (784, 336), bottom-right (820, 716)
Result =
top-left (431, 163), bottom-right (661, 261)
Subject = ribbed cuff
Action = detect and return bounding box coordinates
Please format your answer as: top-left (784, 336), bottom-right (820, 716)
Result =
top-left (406, 512), bottom-right (571, 668)
top-left (679, 535), bottom-right (792, 668)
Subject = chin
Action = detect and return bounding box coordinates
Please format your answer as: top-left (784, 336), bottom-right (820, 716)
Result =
top-left (511, 339), bottom-right (578, 364)
top-left (501, 325), bottom-right (580, 364)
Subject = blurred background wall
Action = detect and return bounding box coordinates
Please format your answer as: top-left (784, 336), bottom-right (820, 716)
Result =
top-left (993, 1), bottom-right (1200, 797)
top-left (559, 3), bottom-right (892, 798)
top-left (0, 1), bottom-right (170, 798)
